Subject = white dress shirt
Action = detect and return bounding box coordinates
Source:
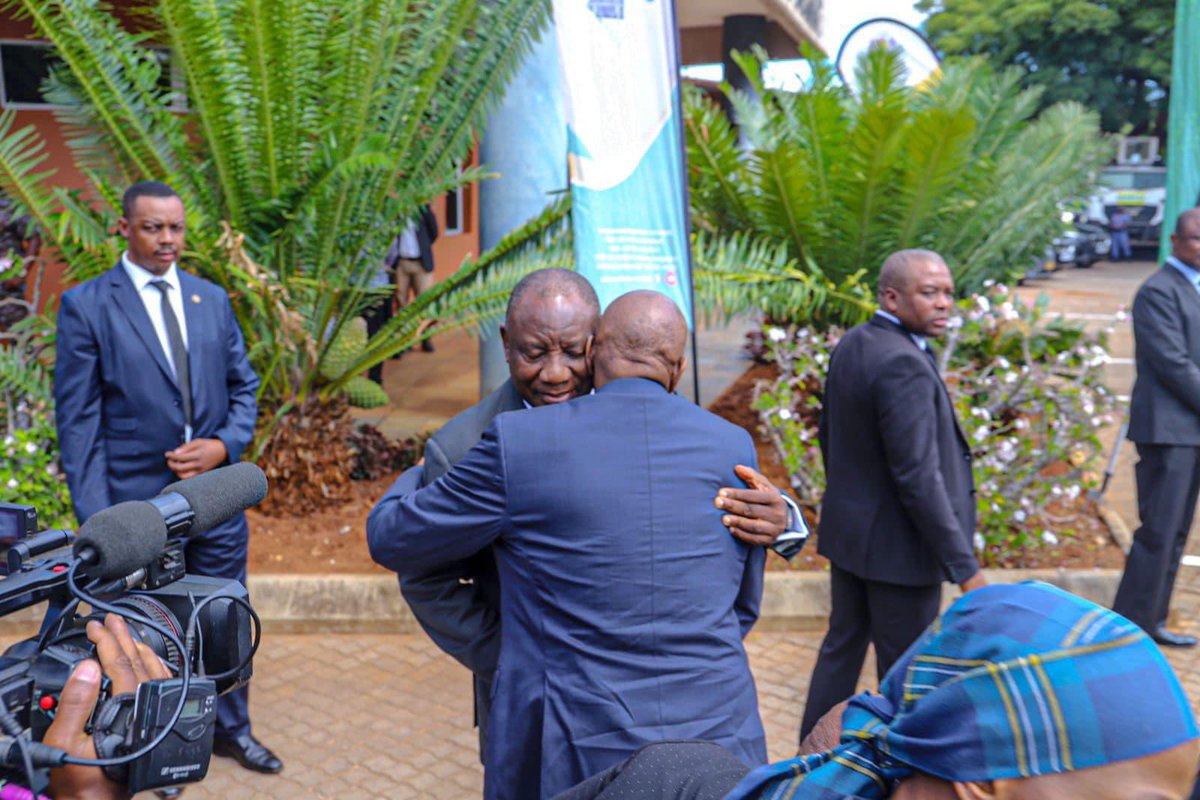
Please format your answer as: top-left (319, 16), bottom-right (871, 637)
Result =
top-left (121, 253), bottom-right (192, 440)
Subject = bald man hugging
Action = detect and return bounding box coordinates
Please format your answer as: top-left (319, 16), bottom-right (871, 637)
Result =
top-left (368, 291), bottom-right (768, 800)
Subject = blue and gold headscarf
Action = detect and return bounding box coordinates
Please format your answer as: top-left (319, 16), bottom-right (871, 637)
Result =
top-left (729, 582), bottom-right (1199, 800)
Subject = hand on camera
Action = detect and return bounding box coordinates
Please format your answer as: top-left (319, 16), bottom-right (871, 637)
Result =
top-left (43, 613), bottom-right (171, 800)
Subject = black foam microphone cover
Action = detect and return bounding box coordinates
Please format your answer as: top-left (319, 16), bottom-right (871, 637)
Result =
top-left (74, 502), bottom-right (169, 580)
top-left (159, 462), bottom-right (268, 535)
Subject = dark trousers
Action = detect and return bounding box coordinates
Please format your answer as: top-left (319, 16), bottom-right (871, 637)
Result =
top-left (363, 295), bottom-right (393, 385)
top-left (1113, 444), bottom-right (1200, 632)
top-left (551, 742), bottom-right (750, 800)
top-left (185, 514), bottom-right (251, 741)
top-left (799, 564), bottom-right (941, 740)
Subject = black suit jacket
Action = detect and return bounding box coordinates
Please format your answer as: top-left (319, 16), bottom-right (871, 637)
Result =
top-left (414, 204), bottom-right (439, 273)
top-left (1128, 264), bottom-right (1200, 446)
top-left (398, 379), bottom-right (523, 678)
top-left (817, 315), bottom-right (978, 586)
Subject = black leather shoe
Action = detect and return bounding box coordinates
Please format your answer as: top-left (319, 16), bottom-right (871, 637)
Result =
top-left (213, 734), bottom-right (283, 774)
top-left (421, 339), bottom-right (435, 353)
top-left (1151, 626), bottom-right (1198, 648)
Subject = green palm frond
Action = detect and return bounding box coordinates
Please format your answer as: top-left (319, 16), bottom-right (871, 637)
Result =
top-left (692, 230), bottom-right (874, 328)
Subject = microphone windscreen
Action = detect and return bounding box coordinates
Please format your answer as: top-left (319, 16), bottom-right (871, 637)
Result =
top-left (159, 462), bottom-right (268, 534)
top-left (74, 502), bottom-right (169, 580)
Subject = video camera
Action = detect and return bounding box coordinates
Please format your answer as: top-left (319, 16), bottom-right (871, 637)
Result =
top-left (0, 462), bottom-right (267, 797)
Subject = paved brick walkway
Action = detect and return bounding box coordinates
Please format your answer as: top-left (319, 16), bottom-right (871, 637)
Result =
top-left (178, 631), bottom-right (838, 799)
top-left (164, 617), bottom-right (1200, 799)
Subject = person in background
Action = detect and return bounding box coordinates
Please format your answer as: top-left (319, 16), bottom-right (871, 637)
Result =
top-left (54, 181), bottom-right (278, 774)
top-left (382, 203), bottom-right (439, 353)
top-left (1114, 208), bottom-right (1200, 648)
top-left (800, 249), bottom-right (984, 742)
top-left (1109, 207), bottom-right (1133, 262)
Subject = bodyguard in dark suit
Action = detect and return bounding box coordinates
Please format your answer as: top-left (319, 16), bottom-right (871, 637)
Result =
top-left (397, 269), bottom-right (797, 763)
top-left (54, 181), bottom-right (282, 774)
top-left (370, 291), bottom-right (769, 800)
top-left (800, 249), bottom-right (985, 740)
top-left (1113, 209), bottom-right (1200, 648)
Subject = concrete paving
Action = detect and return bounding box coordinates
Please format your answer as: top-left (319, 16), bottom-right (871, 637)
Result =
top-left (141, 258), bottom-right (1200, 798)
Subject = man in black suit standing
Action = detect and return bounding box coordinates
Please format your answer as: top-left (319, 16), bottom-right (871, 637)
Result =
top-left (397, 268), bottom-right (805, 760)
top-left (800, 249), bottom-right (985, 740)
top-left (1113, 208), bottom-right (1200, 648)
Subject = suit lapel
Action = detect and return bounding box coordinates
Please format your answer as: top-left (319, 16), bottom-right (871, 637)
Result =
top-left (108, 265), bottom-right (177, 388)
top-left (871, 316), bottom-right (969, 446)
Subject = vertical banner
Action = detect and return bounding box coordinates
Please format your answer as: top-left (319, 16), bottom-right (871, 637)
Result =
top-left (1163, 0), bottom-right (1200, 259)
top-left (552, 0), bottom-right (694, 329)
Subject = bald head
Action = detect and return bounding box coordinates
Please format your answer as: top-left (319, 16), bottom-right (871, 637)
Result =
top-left (877, 248), bottom-right (955, 338)
top-left (506, 268), bottom-right (599, 328)
top-left (590, 290), bottom-right (688, 391)
top-left (877, 249), bottom-right (947, 296)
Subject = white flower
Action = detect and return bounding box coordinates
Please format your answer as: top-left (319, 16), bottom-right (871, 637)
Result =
top-left (976, 296), bottom-right (991, 312)
top-left (1041, 530), bottom-right (1059, 546)
top-left (973, 426), bottom-right (989, 443)
top-left (982, 279), bottom-right (996, 288)
top-left (1014, 510), bottom-right (1027, 522)
top-left (4, 479), bottom-right (14, 489)
top-left (2, 436), bottom-right (12, 447)
top-left (995, 356), bottom-right (1011, 371)
top-left (777, 408), bottom-right (793, 421)
top-left (1014, 418), bottom-right (1030, 431)
top-left (45, 464), bottom-right (56, 476)
top-left (1003, 371), bottom-right (1018, 384)
top-left (767, 327), bottom-right (787, 343)
top-left (974, 533), bottom-right (986, 551)
top-left (23, 443), bottom-right (36, 455)
top-left (946, 316), bottom-right (964, 330)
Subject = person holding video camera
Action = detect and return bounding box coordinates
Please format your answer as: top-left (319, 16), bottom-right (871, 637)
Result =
top-left (53, 182), bottom-right (280, 775)
top-left (42, 612), bottom-right (172, 800)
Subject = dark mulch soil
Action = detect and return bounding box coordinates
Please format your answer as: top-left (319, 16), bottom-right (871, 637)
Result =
top-left (248, 365), bottom-right (1126, 574)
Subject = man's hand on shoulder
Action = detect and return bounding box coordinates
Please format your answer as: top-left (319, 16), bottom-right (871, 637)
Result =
top-left (165, 438), bottom-right (228, 480)
top-left (715, 465), bottom-right (792, 547)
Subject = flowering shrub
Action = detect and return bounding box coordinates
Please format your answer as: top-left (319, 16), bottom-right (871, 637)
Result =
top-left (0, 269), bottom-right (71, 529)
top-left (0, 407), bottom-right (72, 529)
top-left (754, 284), bottom-right (1121, 564)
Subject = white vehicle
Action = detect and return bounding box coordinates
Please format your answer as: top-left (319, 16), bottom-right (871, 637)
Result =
top-left (1085, 136), bottom-right (1166, 246)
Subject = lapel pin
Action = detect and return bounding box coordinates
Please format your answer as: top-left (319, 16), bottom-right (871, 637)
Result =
top-left (191, 294), bottom-right (201, 304)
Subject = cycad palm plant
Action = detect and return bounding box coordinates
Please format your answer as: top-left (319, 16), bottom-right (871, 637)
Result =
top-left (686, 46), bottom-right (1112, 317)
top-left (0, 0), bottom-right (566, 507)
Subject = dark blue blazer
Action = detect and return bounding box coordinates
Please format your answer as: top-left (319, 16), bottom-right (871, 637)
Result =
top-left (55, 264), bottom-right (259, 523)
top-left (368, 378), bottom-right (767, 800)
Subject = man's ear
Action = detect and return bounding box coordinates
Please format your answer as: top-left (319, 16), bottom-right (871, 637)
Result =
top-left (585, 334), bottom-right (596, 375)
top-left (666, 355), bottom-right (687, 393)
top-left (117, 216), bottom-right (130, 239)
top-left (499, 324), bottom-right (511, 364)
top-left (953, 781), bottom-right (997, 800)
top-left (879, 287), bottom-right (898, 313)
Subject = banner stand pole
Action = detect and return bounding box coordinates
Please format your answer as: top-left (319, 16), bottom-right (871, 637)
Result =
top-left (666, 0), bottom-right (701, 405)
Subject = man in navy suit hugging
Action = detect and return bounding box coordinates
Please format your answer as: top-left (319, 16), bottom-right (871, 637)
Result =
top-left (370, 291), bottom-right (794, 799)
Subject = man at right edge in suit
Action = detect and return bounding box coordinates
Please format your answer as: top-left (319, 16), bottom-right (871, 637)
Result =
top-left (800, 249), bottom-right (986, 741)
top-left (1113, 208), bottom-right (1200, 648)
top-left (398, 268), bottom-right (808, 761)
